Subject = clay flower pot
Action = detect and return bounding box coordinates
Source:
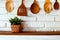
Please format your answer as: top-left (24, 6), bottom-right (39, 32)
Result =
top-left (9, 17), bottom-right (23, 33)
top-left (44, 0), bottom-right (52, 13)
top-left (30, 0), bottom-right (40, 14)
top-left (5, 0), bottom-right (14, 13)
top-left (54, 0), bottom-right (59, 10)
top-left (11, 25), bottom-right (22, 33)
top-left (17, 0), bottom-right (27, 16)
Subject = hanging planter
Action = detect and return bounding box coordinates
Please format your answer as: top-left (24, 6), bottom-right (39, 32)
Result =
top-left (5, 0), bottom-right (14, 13)
top-left (44, 0), bottom-right (52, 13)
top-left (17, 0), bottom-right (27, 16)
top-left (30, 0), bottom-right (40, 14)
top-left (54, 0), bottom-right (59, 10)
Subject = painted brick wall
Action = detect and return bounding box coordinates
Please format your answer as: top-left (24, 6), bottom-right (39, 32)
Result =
top-left (0, 0), bottom-right (60, 31)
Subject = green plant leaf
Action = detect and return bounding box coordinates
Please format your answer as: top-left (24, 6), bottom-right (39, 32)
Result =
top-left (9, 17), bottom-right (22, 25)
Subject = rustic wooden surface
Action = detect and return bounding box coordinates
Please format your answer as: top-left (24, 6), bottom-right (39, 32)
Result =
top-left (0, 31), bottom-right (60, 35)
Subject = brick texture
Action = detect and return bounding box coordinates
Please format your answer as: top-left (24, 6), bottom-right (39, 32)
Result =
top-left (0, 0), bottom-right (60, 31)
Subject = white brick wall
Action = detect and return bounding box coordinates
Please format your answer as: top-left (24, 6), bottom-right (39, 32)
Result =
top-left (0, 0), bottom-right (60, 31)
top-left (37, 16), bottom-right (54, 22)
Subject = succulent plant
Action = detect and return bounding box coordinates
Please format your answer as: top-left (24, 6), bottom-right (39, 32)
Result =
top-left (9, 17), bottom-right (22, 25)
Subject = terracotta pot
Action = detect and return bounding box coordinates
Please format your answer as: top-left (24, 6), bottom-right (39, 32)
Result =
top-left (17, 0), bottom-right (27, 16)
top-left (44, 0), bottom-right (52, 13)
top-left (30, 0), bottom-right (40, 14)
top-left (11, 25), bottom-right (22, 33)
top-left (54, 0), bottom-right (59, 10)
top-left (5, 0), bottom-right (14, 13)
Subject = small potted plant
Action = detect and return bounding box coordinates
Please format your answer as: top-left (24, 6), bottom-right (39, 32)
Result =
top-left (9, 17), bottom-right (22, 33)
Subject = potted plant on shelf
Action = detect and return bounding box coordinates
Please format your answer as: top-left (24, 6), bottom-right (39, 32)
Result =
top-left (9, 17), bottom-right (22, 33)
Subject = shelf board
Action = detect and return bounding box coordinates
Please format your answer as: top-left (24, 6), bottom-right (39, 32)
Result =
top-left (0, 31), bottom-right (60, 35)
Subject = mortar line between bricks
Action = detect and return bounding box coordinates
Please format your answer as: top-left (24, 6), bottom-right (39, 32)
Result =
top-left (54, 16), bottom-right (55, 22)
top-left (44, 23), bottom-right (45, 28)
top-left (5, 23), bottom-right (7, 28)
top-left (36, 17), bottom-right (37, 22)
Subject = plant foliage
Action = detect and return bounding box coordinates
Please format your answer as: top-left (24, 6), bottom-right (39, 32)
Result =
top-left (9, 17), bottom-right (22, 25)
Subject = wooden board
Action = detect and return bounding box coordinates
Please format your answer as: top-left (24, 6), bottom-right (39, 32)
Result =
top-left (0, 31), bottom-right (60, 35)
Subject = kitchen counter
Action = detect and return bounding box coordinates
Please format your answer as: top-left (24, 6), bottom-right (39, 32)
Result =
top-left (0, 31), bottom-right (60, 35)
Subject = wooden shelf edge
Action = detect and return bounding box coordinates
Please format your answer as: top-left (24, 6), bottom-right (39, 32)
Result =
top-left (0, 31), bottom-right (60, 35)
